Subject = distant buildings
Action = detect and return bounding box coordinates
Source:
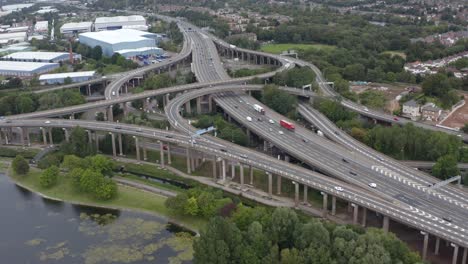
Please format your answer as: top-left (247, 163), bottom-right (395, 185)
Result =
top-left (402, 100), bottom-right (443, 122)
top-left (78, 29), bottom-right (162, 58)
top-left (60, 22), bottom-right (93, 36)
top-left (0, 61), bottom-right (59, 77)
top-left (411, 31), bottom-right (468, 47)
top-left (404, 51), bottom-right (468, 78)
top-left (34, 21), bottom-right (49, 34)
top-left (2, 52), bottom-right (81, 63)
top-left (94, 15), bottom-right (147, 31)
top-left (421, 104), bottom-right (442, 122)
top-left (0, 32), bottom-right (27, 44)
top-left (39, 71), bottom-right (96, 84)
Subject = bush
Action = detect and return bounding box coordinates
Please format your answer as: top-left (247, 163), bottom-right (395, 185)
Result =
top-left (37, 153), bottom-right (61, 169)
top-left (0, 147), bottom-right (38, 158)
top-left (12, 155), bottom-right (29, 175)
top-left (39, 165), bottom-right (59, 188)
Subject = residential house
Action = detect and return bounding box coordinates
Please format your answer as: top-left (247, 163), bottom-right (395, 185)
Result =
top-left (421, 103), bottom-right (442, 122)
top-left (402, 99), bottom-right (421, 120)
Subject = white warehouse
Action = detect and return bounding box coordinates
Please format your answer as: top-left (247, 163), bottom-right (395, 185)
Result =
top-left (94, 15), bottom-right (148, 31)
top-left (78, 29), bottom-right (163, 58)
top-left (60, 22), bottom-right (93, 36)
top-left (34, 21), bottom-right (49, 33)
top-left (3, 51), bottom-right (82, 62)
top-left (39, 71), bottom-right (96, 84)
top-left (0, 61), bottom-right (59, 77)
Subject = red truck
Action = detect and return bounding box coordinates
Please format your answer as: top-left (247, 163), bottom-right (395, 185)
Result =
top-left (280, 120), bottom-right (295, 131)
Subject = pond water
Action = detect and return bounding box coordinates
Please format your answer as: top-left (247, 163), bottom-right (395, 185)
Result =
top-left (0, 173), bottom-right (193, 264)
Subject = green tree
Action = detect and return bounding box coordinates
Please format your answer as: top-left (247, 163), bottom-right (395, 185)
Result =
top-left (68, 167), bottom-right (85, 190)
top-left (79, 169), bottom-right (102, 193)
top-left (262, 85), bottom-right (297, 115)
top-left (61, 126), bottom-right (94, 157)
top-left (94, 178), bottom-right (117, 200)
top-left (62, 155), bottom-right (88, 170)
top-left (91, 45), bottom-right (103, 60)
top-left (12, 155), bottom-right (29, 175)
top-left (39, 165), bottom-right (59, 188)
top-left (432, 154), bottom-right (460, 180)
top-left (280, 248), bottom-right (304, 264)
top-left (63, 76), bottom-right (72, 84)
top-left (462, 124), bottom-right (468, 133)
top-left (87, 155), bottom-right (113, 176)
top-left (184, 196), bottom-right (199, 216)
top-left (269, 207), bottom-right (299, 248)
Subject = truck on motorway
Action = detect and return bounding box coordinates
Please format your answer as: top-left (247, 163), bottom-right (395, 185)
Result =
top-left (280, 120), bottom-right (295, 131)
top-left (230, 44), bottom-right (236, 49)
top-left (253, 104), bottom-right (265, 114)
top-left (317, 130), bottom-right (324, 137)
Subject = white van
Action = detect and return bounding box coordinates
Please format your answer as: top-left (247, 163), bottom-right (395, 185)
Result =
top-left (246, 116), bottom-right (252, 122)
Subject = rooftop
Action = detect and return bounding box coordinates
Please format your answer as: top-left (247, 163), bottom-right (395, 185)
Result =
top-left (403, 99), bottom-right (420, 107)
top-left (39, 71), bottom-right (96, 80)
top-left (95, 15), bottom-right (145, 24)
top-left (3, 51), bottom-right (69, 61)
top-left (0, 61), bottom-right (59, 71)
top-left (79, 29), bottom-right (157, 45)
top-left (60, 22), bottom-right (93, 30)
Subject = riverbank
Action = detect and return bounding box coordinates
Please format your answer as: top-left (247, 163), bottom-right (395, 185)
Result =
top-left (5, 163), bottom-right (206, 232)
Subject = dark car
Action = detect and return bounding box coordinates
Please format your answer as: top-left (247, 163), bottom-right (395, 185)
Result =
top-left (349, 171), bottom-right (357, 176)
top-left (342, 158), bottom-right (348, 163)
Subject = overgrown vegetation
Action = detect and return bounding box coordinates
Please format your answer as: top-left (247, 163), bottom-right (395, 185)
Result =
top-left (261, 85), bottom-right (297, 117)
top-left (194, 114), bottom-right (248, 146)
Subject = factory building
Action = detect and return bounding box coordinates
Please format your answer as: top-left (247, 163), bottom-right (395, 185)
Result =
top-left (78, 29), bottom-right (163, 58)
top-left (34, 21), bottom-right (49, 34)
top-left (94, 15), bottom-right (147, 31)
top-left (2, 51), bottom-right (81, 63)
top-left (0, 32), bottom-right (27, 44)
top-left (39, 71), bottom-right (96, 84)
top-left (60, 22), bottom-right (93, 36)
top-left (0, 61), bottom-right (59, 77)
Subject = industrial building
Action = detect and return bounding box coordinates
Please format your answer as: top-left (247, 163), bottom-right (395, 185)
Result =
top-left (0, 32), bottom-right (27, 44)
top-left (39, 71), bottom-right (96, 84)
top-left (0, 61), bottom-right (59, 77)
top-left (94, 15), bottom-right (147, 31)
top-left (2, 51), bottom-right (82, 62)
top-left (79, 29), bottom-right (163, 58)
top-left (60, 22), bottom-right (93, 36)
top-left (34, 21), bottom-right (49, 33)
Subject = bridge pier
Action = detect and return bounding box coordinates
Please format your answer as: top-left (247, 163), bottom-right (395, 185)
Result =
top-left (382, 216), bottom-right (389, 233)
top-left (63, 128), bottom-right (69, 143)
top-left (421, 231), bottom-right (429, 261)
top-left (159, 141), bottom-right (165, 168)
top-left (435, 237), bottom-right (440, 255)
top-left (94, 132), bottom-right (99, 152)
top-left (196, 97), bottom-right (202, 114)
top-left (362, 207), bottom-right (367, 227)
top-left (231, 163), bottom-right (235, 179)
top-left (462, 247), bottom-right (467, 264)
top-left (134, 137), bottom-right (140, 161)
top-left (185, 101), bottom-right (191, 115)
top-left (86, 84), bottom-right (91, 96)
top-left (208, 95), bottom-right (213, 112)
top-left (86, 130), bottom-right (92, 145)
top-left (239, 163), bottom-right (244, 187)
top-left (352, 204), bottom-right (359, 225)
top-left (110, 133), bottom-right (116, 157)
top-left (249, 165), bottom-right (253, 185)
top-left (118, 134), bottom-right (123, 156)
top-left (321, 192), bottom-right (328, 217)
top-left (267, 172), bottom-right (272, 198)
top-left (303, 185), bottom-right (308, 204)
top-left (107, 105), bottom-right (113, 122)
top-left (293, 181), bottom-right (299, 208)
top-left (143, 144), bottom-right (147, 161)
top-left (452, 244), bottom-right (459, 264)
top-left (212, 157), bottom-right (217, 179)
top-left (186, 147), bottom-right (191, 174)
top-left (25, 128), bottom-right (30, 146)
top-left (277, 175), bottom-right (281, 194)
top-left (167, 143), bottom-right (171, 165)
top-left (48, 128), bottom-right (53, 146)
top-left (221, 159), bottom-right (226, 181)
top-left (19, 127), bottom-right (25, 147)
top-left (331, 196), bottom-right (336, 215)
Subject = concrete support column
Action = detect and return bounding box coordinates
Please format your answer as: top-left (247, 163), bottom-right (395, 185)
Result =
top-left (246, 129), bottom-right (251, 145)
top-left (118, 134), bottom-right (123, 156)
top-left (159, 141), bottom-right (165, 168)
top-left (267, 172), bottom-right (272, 198)
top-left (107, 105), bottom-right (113, 122)
top-left (249, 165), bottom-right (253, 185)
top-left (48, 128), bottom-right (53, 145)
top-left (352, 204), bottom-right (359, 225)
top-left (435, 237), bottom-right (440, 255)
top-left (87, 130), bottom-right (92, 145)
top-left (462, 247), bottom-right (467, 264)
top-left (69, 113), bottom-right (74, 120)
top-left (421, 231), bottom-right (429, 261)
top-left (185, 101), bottom-right (191, 115)
top-left (231, 163), bottom-right (235, 179)
top-left (301, 185), bottom-right (307, 204)
top-left (331, 196), bottom-right (336, 215)
top-left (263, 140), bottom-right (268, 152)
top-left (110, 133), bottom-right (116, 157)
top-left (25, 128), bottom-right (30, 146)
top-left (322, 192), bottom-right (328, 217)
top-left (186, 148), bottom-right (191, 174)
top-left (19, 127), bottom-right (25, 147)
top-left (143, 145), bottom-right (147, 161)
top-left (239, 164), bottom-right (244, 187)
top-left (362, 207), bottom-right (367, 227)
top-left (41, 128), bottom-right (47, 146)
top-left (196, 97), bottom-right (202, 114)
top-left (285, 155), bottom-right (290, 162)
top-left (190, 151), bottom-right (195, 171)
top-left (383, 216), bottom-right (389, 233)
top-left (208, 95), bottom-right (213, 112)
top-left (212, 157), bottom-right (217, 179)
top-left (221, 159), bottom-right (226, 181)
top-left (94, 132), bottom-right (99, 152)
top-left (63, 128), bottom-right (69, 142)
top-left (452, 244), bottom-right (459, 264)
top-left (134, 137), bottom-right (140, 161)
top-left (87, 84), bottom-right (91, 96)
top-left (167, 143), bottom-right (172, 165)
top-left (123, 103), bottom-right (129, 117)
top-left (293, 182), bottom-right (299, 208)
top-left (277, 175), bottom-right (281, 194)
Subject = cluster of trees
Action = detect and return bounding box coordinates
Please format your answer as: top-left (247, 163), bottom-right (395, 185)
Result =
top-left (73, 43), bottom-right (138, 74)
top-left (61, 127), bottom-right (96, 158)
top-left (421, 73), bottom-right (463, 108)
top-left (228, 68), bottom-right (270, 78)
top-left (39, 165), bottom-right (59, 188)
top-left (138, 72), bottom-right (194, 92)
top-left (151, 21), bottom-right (184, 52)
top-left (194, 206), bottom-right (421, 263)
top-left (261, 85), bottom-right (297, 117)
top-left (359, 90), bottom-right (387, 109)
top-left (272, 67), bottom-right (317, 88)
top-left (195, 114), bottom-right (248, 146)
top-left (64, 155), bottom-right (117, 200)
top-left (0, 89), bottom-right (84, 115)
top-left (0, 77), bottom-right (22, 90)
top-left (165, 187), bottom-right (235, 217)
top-left (12, 155), bottom-right (30, 175)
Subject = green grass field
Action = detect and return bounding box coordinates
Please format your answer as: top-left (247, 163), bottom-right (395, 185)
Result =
top-left (9, 168), bottom-right (207, 231)
top-left (260, 43), bottom-right (336, 54)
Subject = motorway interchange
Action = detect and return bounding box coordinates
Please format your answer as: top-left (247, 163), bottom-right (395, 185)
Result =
top-left (1, 15), bottom-right (468, 263)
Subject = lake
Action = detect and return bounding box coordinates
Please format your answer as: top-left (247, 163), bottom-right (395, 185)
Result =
top-left (0, 173), bottom-right (193, 264)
